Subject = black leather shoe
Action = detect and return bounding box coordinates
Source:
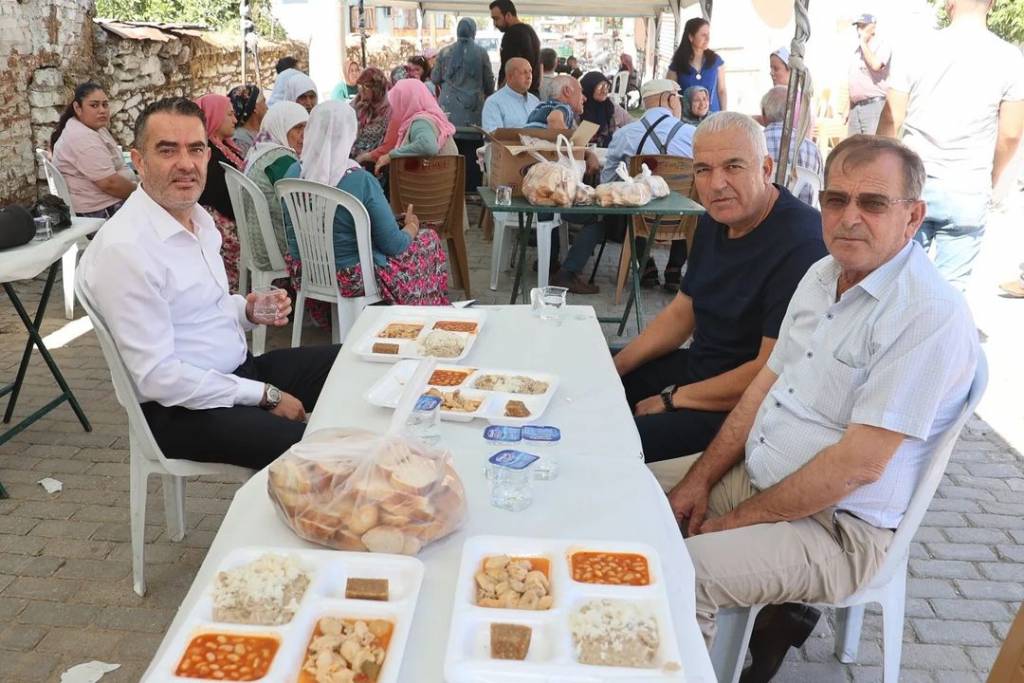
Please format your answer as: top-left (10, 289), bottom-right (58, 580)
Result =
top-left (739, 603), bottom-right (821, 683)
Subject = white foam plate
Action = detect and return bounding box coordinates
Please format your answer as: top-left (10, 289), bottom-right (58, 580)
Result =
top-left (444, 535), bottom-right (686, 682)
top-left (354, 307), bottom-right (488, 363)
top-left (146, 546), bottom-right (424, 683)
top-left (365, 360), bottom-right (560, 425)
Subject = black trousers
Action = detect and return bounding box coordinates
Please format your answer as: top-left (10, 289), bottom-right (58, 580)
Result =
top-left (142, 344), bottom-right (341, 470)
top-left (620, 348), bottom-right (728, 463)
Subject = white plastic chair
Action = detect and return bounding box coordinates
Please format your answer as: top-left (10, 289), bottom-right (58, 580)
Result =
top-left (276, 178), bottom-right (380, 345)
top-left (793, 165), bottom-right (822, 209)
top-left (609, 70), bottom-right (629, 107)
top-left (220, 162), bottom-right (289, 355)
top-left (74, 277), bottom-right (254, 597)
top-left (36, 148), bottom-right (82, 320)
top-left (710, 352), bottom-right (988, 683)
top-left (489, 213), bottom-right (568, 291)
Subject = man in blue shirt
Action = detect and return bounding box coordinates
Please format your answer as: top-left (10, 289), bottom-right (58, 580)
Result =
top-left (481, 58), bottom-right (539, 133)
top-left (526, 74), bottom-right (583, 130)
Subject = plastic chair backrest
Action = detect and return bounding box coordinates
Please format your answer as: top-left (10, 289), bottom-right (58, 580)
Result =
top-left (74, 276), bottom-right (164, 462)
top-left (867, 352), bottom-right (988, 589)
top-left (275, 178), bottom-right (379, 301)
top-left (221, 162), bottom-right (287, 273)
top-left (388, 155), bottom-right (465, 237)
top-left (611, 70), bottom-right (629, 102)
top-left (793, 165), bottom-right (822, 209)
top-left (37, 148), bottom-right (73, 206)
top-left (628, 154), bottom-right (700, 240)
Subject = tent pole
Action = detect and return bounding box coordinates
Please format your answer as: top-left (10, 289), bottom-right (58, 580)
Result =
top-left (775, 0), bottom-right (811, 187)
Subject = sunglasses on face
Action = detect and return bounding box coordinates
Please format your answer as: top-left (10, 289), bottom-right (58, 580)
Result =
top-left (819, 190), bottom-right (917, 214)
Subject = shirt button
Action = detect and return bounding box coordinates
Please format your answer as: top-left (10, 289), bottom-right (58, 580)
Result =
top-left (806, 351), bottom-right (813, 358)
top-left (775, 401), bottom-right (781, 407)
top-left (758, 436), bottom-right (765, 443)
top-left (826, 313), bottom-right (834, 320)
top-left (788, 388), bottom-right (795, 394)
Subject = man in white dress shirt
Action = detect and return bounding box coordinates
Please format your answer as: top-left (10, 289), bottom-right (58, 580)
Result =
top-left (665, 135), bottom-right (979, 681)
top-left (79, 97), bottom-right (339, 470)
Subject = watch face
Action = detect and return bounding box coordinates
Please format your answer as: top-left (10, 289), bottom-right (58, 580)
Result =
top-left (268, 386), bottom-right (281, 405)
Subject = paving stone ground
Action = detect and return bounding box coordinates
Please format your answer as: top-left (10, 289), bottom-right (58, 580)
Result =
top-left (0, 202), bottom-right (1020, 682)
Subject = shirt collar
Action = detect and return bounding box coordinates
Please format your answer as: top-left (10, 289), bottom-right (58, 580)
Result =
top-left (817, 241), bottom-right (915, 300)
top-left (133, 185), bottom-right (213, 243)
top-left (503, 86), bottom-right (531, 102)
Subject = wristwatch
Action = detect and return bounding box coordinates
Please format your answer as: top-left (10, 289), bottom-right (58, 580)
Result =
top-left (660, 385), bottom-right (678, 412)
top-left (261, 383), bottom-right (282, 409)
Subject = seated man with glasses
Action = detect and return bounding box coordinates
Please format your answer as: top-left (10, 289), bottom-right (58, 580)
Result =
top-left (666, 135), bottom-right (979, 681)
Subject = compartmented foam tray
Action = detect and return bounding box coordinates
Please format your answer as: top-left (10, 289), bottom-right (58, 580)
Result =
top-left (147, 546), bottom-right (424, 683)
top-left (365, 359), bottom-right (560, 425)
top-left (354, 307), bottom-right (488, 363)
top-left (444, 535), bottom-right (686, 682)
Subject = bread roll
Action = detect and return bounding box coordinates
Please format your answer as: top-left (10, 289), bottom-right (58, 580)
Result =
top-left (362, 526), bottom-right (406, 554)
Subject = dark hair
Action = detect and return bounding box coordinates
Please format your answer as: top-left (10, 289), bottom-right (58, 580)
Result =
top-left (669, 18), bottom-right (719, 75)
top-left (51, 82), bottom-right (105, 148)
top-left (275, 56), bottom-right (299, 74)
top-left (825, 135), bottom-right (926, 199)
top-left (540, 48), bottom-right (557, 71)
top-left (133, 97), bottom-right (206, 149)
top-left (488, 0), bottom-right (517, 15)
top-left (406, 55), bottom-right (431, 81)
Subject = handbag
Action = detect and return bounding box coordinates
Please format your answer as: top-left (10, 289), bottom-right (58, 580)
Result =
top-left (33, 194), bottom-right (72, 231)
top-left (0, 205), bottom-right (35, 250)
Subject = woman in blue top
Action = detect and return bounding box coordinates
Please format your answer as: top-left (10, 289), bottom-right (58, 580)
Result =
top-left (284, 101), bottom-right (449, 325)
top-left (667, 17), bottom-right (727, 112)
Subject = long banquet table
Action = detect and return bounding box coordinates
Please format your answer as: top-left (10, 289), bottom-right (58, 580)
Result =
top-left (145, 305), bottom-right (716, 682)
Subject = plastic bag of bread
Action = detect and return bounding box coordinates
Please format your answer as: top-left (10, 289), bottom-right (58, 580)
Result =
top-left (521, 134), bottom-right (586, 208)
top-left (268, 427), bottom-right (466, 555)
top-left (635, 163), bottom-right (670, 199)
top-left (595, 162), bottom-right (654, 207)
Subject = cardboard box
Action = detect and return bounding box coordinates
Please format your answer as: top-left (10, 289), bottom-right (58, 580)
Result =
top-left (479, 122), bottom-right (597, 197)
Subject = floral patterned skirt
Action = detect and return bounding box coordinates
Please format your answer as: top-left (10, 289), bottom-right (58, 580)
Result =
top-left (286, 229), bottom-right (451, 330)
top-left (205, 206), bottom-right (241, 294)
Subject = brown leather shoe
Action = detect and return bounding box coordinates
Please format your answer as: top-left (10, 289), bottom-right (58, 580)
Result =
top-left (551, 269), bottom-right (599, 295)
top-left (739, 604), bottom-right (821, 683)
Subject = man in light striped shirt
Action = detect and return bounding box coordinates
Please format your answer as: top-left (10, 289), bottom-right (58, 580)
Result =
top-left (665, 135), bottom-right (979, 679)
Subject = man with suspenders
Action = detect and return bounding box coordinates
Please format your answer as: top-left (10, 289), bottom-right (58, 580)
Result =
top-left (602, 79), bottom-right (696, 290)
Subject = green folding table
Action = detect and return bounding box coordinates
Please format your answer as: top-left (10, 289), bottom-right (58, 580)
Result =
top-left (479, 187), bottom-right (705, 335)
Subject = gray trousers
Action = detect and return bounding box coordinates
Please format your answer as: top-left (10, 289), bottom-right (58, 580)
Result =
top-left (848, 97), bottom-right (886, 136)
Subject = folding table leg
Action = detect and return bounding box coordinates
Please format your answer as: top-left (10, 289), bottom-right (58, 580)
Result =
top-left (509, 212), bottom-right (534, 305)
top-left (618, 218), bottom-right (661, 336)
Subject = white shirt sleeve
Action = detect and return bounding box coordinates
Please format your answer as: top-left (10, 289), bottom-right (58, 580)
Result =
top-left (88, 242), bottom-right (265, 409)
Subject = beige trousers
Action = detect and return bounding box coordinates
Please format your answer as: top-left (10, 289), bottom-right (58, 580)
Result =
top-left (661, 455), bottom-right (894, 645)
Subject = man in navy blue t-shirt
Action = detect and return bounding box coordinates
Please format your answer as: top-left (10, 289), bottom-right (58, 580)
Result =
top-left (614, 112), bottom-right (826, 465)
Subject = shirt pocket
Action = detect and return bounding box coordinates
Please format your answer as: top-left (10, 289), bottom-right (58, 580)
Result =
top-left (808, 351), bottom-right (869, 423)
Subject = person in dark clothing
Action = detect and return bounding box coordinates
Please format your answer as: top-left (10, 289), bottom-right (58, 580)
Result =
top-left (615, 112), bottom-right (826, 464)
top-left (489, 0), bottom-right (541, 95)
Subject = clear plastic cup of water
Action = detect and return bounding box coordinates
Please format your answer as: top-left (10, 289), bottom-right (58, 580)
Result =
top-left (523, 426), bottom-right (561, 480)
top-left (488, 450), bottom-right (537, 511)
top-left (405, 394), bottom-right (442, 447)
top-left (252, 286), bottom-right (284, 324)
top-left (496, 185), bottom-right (513, 206)
top-left (530, 286), bottom-right (568, 322)
top-left (32, 216), bottom-right (52, 242)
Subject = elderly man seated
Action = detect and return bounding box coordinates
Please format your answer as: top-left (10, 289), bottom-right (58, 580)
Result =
top-left (761, 85), bottom-right (824, 207)
top-left (526, 74), bottom-right (583, 129)
top-left (481, 58), bottom-right (539, 133)
top-left (602, 79), bottom-right (696, 289)
top-left (668, 135), bottom-right (979, 681)
top-left (615, 112), bottom-right (826, 464)
top-left (79, 97), bottom-right (340, 471)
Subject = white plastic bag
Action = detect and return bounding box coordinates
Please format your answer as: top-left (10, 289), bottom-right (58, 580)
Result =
top-left (267, 361), bottom-right (466, 555)
top-left (635, 163), bottom-right (670, 199)
top-left (595, 162), bottom-right (653, 207)
top-left (522, 134), bottom-right (589, 208)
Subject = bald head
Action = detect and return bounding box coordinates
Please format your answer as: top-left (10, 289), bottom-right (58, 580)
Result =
top-left (552, 75), bottom-right (584, 114)
top-left (505, 58), bottom-right (532, 94)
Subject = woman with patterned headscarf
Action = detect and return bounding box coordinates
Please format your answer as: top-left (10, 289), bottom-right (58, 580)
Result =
top-left (432, 18), bottom-right (495, 127)
top-left (195, 93), bottom-right (244, 291)
top-left (351, 67), bottom-right (391, 158)
top-left (282, 101), bottom-right (449, 312)
top-left (681, 85), bottom-right (711, 126)
top-left (227, 84), bottom-right (267, 157)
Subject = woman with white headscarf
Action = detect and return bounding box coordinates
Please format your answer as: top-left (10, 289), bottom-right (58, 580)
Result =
top-left (283, 100), bottom-right (449, 316)
top-left (431, 17), bottom-right (495, 127)
top-left (269, 68), bottom-right (319, 111)
top-left (242, 101), bottom-right (309, 272)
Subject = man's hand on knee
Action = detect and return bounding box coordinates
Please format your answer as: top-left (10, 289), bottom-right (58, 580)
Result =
top-left (269, 391), bottom-right (307, 422)
top-left (668, 473), bottom-right (710, 537)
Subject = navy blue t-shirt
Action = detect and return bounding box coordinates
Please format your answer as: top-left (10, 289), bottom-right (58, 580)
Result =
top-left (680, 185), bottom-right (826, 385)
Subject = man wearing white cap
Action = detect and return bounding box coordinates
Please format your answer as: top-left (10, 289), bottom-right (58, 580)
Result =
top-left (847, 13), bottom-right (891, 135)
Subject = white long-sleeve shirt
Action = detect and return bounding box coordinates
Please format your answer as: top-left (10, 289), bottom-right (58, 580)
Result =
top-left (79, 187), bottom-right (265, 410)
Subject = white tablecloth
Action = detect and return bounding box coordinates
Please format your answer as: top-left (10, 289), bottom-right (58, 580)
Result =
top-left (0, 217), bottom-right (102, 284)
top-left (145, 305), bottom-right (715, 682)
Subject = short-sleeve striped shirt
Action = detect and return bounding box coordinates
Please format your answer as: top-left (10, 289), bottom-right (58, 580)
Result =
top-left (744, 242), bottom-right (978, 529)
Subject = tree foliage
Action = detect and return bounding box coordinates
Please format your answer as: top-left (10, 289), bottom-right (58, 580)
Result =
top-left (930, 0), bottom-right (1024, 44)
top-left (95, 0), bottom-right (283, 37)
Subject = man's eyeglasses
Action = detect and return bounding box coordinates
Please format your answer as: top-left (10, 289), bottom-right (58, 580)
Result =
top-left (819, 190), bottom-right (917, 215)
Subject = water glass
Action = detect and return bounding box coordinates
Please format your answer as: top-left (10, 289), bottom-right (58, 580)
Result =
top-left (252, 286), bottom-right (284, 324)
top-left (404, 394), bottom-right (442, 447)
top-left (32, 216), bottom-right (52, 242)
top-left (489, 464), bottom-right (534, 511)
top-left (496, 185), bottom-right (513, 206)
top-left (530, 286), bottom-right (568, 321)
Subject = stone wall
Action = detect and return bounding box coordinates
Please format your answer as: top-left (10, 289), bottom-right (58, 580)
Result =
top-left (0, 2), bottom-right (306, 207)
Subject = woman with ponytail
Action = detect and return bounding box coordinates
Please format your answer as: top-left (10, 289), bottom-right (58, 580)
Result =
top-left (51, 82), bottom-right (136, 218)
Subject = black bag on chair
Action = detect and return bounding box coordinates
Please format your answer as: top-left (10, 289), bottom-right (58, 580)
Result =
top-left (33, 194), bottom-right (72, 231)
top-left (0, 205), bottom-right (35, 250)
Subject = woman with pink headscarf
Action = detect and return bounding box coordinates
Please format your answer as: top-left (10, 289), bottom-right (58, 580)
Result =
top-left (196, 93), bottom-right (245, 292)
top-left (354, 78), bottom-right (456, 174)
